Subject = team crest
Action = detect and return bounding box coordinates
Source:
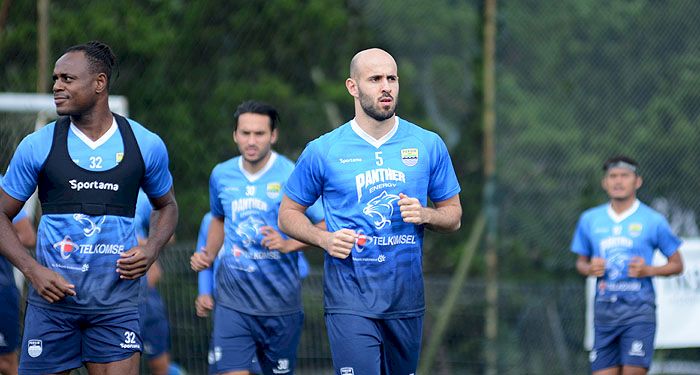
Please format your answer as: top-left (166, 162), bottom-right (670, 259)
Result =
top-left (628, 223), bottom-right (643, 237)
top-left (267, 182), bottom-right (281, 199)
top-left (28, 339), bottom-right (42, 358)
top-left (116, 152), bottom-right (124, 163)
top-left (401, 148), bottom-right (418, 167)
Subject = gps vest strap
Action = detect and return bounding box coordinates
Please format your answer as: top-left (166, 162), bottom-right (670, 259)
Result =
top-left (38, 114), bottom-right (145, 217)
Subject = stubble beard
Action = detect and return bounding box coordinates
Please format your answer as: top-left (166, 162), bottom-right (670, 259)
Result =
top-left (360, 93), bottom-right (397, 122)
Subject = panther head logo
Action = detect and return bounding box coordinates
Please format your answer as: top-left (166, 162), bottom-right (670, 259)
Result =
top-left (73, 214), bottom-right (106, 237)
top-left (235, 215), bottom-right (266, 246)
top-left (362, 191), bottom-right (400, 230)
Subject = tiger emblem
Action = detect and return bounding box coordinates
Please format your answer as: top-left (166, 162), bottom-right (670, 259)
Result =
top-left (362, 191), bottom-right (400, 230)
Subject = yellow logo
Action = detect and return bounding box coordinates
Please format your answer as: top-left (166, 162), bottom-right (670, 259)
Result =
top-left (116, 152), bottom-right (124, 163)
top-left (267, 182), bottom-right (281, 199)
top-left (401, 148), bottom-right (418, 167)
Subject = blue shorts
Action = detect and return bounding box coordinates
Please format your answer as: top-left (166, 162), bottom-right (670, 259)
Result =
top-left (325, 313), bottom-right (423, 375)
top-left (590, 322), bottom-right (656, 372)
top-left (0, 285), bottom-right (20, 354)
top-left (209, 305), bottom-right (303, 375)
top-left (19, 304), bottom-right (142, 375)
top-left (139, 288), bottom-right (171, 359)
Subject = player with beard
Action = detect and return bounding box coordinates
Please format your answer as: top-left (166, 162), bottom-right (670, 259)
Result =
top-left (278, 48), bottom-right (462, 374)
top-left (190, 101), bottom-right (323, 375)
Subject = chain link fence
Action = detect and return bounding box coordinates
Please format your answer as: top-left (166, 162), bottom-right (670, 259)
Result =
top-left (3, 0), bottom-right (700, 374)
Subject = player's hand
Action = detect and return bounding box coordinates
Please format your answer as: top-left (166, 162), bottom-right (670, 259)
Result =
top-left (320, 228), bottom-right (356, 259)
top-left (628, 256), bottom-right (649, 278)
top-left (589, 257), bottom-right (606, 277)
top-left (260, 226), bottom-right (291, 253)
top-left (117, 245), bottom-right (157, 280)
top-left (398, 193), bottom-right (427, 225)
top-left (195, 294), bottom-right (215, 318)
top-left (191, 248), bottom-right (213, 271)
top-left (26, 264), bottom-right (76, 303)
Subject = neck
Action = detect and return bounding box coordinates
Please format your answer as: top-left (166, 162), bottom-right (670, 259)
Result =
top-left (70, 105), bottom-right (114, 141)
top-left (242, 151), bottom-right (272, 174)
top-left (610, 196), bottom-right (636, 214)
top-left (354, 109), bottom-right (395, 140)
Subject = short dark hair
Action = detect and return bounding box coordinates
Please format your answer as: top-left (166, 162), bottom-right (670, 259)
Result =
top-left (603, 155), bottom-right (639, 174)
top-left (65, 41), bottom-right (117, 88)
top-left (233, 100), bottom-right (280, 132)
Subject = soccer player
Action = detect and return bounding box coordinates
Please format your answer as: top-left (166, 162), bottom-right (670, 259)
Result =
top-left (0, 41), bottom-right (178, 375)
top-left (190, 100), bottom-right (324, 375)
top-left (134, 190), bottom-right (185, 375)
top-left (278, 48), bottom-right (462, 374)
top-left (571, 156), bottom-right (683, 375)
top-left (0, 174), bottom-right (36, 375)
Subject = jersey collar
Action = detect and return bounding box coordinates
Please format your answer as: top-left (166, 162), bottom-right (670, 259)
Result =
top-left (350, 116), bottom-right (399, 148)
top-left (239, 151), bottom-right (278, 183)
top-left (607, 199), bottom-right (640, 223)
top-left (69, 117), bottom-right (118, 150)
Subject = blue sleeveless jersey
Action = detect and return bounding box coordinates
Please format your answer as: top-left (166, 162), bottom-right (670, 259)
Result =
top-left (0, 174), bottom-right (29, 287)
top-left (571, 200), bottom-right (681, 325)
top-left (208, 152), bottom-right (323, 315)
top-left (2, 118), bottom-right (173, 312)
top-left (284, 117), bottom-right (461, 319)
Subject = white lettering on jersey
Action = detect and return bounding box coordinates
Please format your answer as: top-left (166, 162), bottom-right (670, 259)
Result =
top-left (231, 198), bottom-right (269, 213)
top-left (599, 236), bottom-right (633, 252)
top-left (69, 179), bottom-right (119, 191)
top-left (355, 168), bottom-right (406, 202)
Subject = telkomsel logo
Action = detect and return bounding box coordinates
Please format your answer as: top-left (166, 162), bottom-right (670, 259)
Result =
top-left (53, 235), bottom-right (78, 259)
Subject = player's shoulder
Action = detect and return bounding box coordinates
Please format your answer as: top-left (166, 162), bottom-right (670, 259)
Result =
top-left (22, 121), bottom-right (56, 146)
top-left (212, 156), bottom-right (240, 175)
top-left (273, 152), bottom-right (296, 169)
top-left (126, 118), bottom-right (164, 144)
top-left (398, 117), bottom-right (443, 142)
top-left (636, 201), bottom-right (667, 222)
top-left (579, 203), bottom-right (608, 221)
top-left (307, 121), bottom-right (354, 150)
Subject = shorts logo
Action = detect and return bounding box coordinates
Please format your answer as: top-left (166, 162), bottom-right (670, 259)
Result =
top-left (53, 235), bottom-right (78, 259)
top-left (589, 350), bottom-right (597, 362)
top-left (208, 346), bottom-right (222, 364)
top-left (28, 339), bottom-right (42, 358)
top-left (267, 182), bottom-right (281, 199)
top-left (272, 358), bottom-right (290, 374)
top-left (0, 333), bottom-right (6, 347)
top-left (401, 148), bottom-right (418, 166)
top-left (340, 367), bottom-right (354, 375)
top-left (629, 340), bottom-right (645, 357)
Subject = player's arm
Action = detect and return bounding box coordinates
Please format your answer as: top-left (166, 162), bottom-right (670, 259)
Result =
top-left (13, 214), bottom-right (36, 248)
top-left (191, 215), bottom-right (224, 271)
top-left (118, 187), bottom-right (178, 279)
top-left (576, 255), bottom-right (606, 277)
top-left (628, 251), bottom-right (683, 278)
top-left (398, 193), bottom-right (462, 232)
top-left (0, 191), bottom-right (75, 302)
top-left (278, 195), bottom-right (353, 259)
top-left (260, 221), bottom-right (326, 254)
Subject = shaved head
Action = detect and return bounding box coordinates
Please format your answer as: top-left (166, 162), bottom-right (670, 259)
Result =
top-left (349, 48), bottom-right (396, 79)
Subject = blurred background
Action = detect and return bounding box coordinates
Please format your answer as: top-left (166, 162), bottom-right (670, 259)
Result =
top-left (2, 0), bottom-right (700, 374)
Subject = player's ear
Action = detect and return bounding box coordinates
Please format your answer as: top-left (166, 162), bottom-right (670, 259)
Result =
top-left (635, 175), bottom-right (643, 190)
top-left (94, 72), bottom-right (108, 94)
top-left (270, 128), bottom-right (278, 145)
top-left (346, 77), bottom-right (359, 98)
